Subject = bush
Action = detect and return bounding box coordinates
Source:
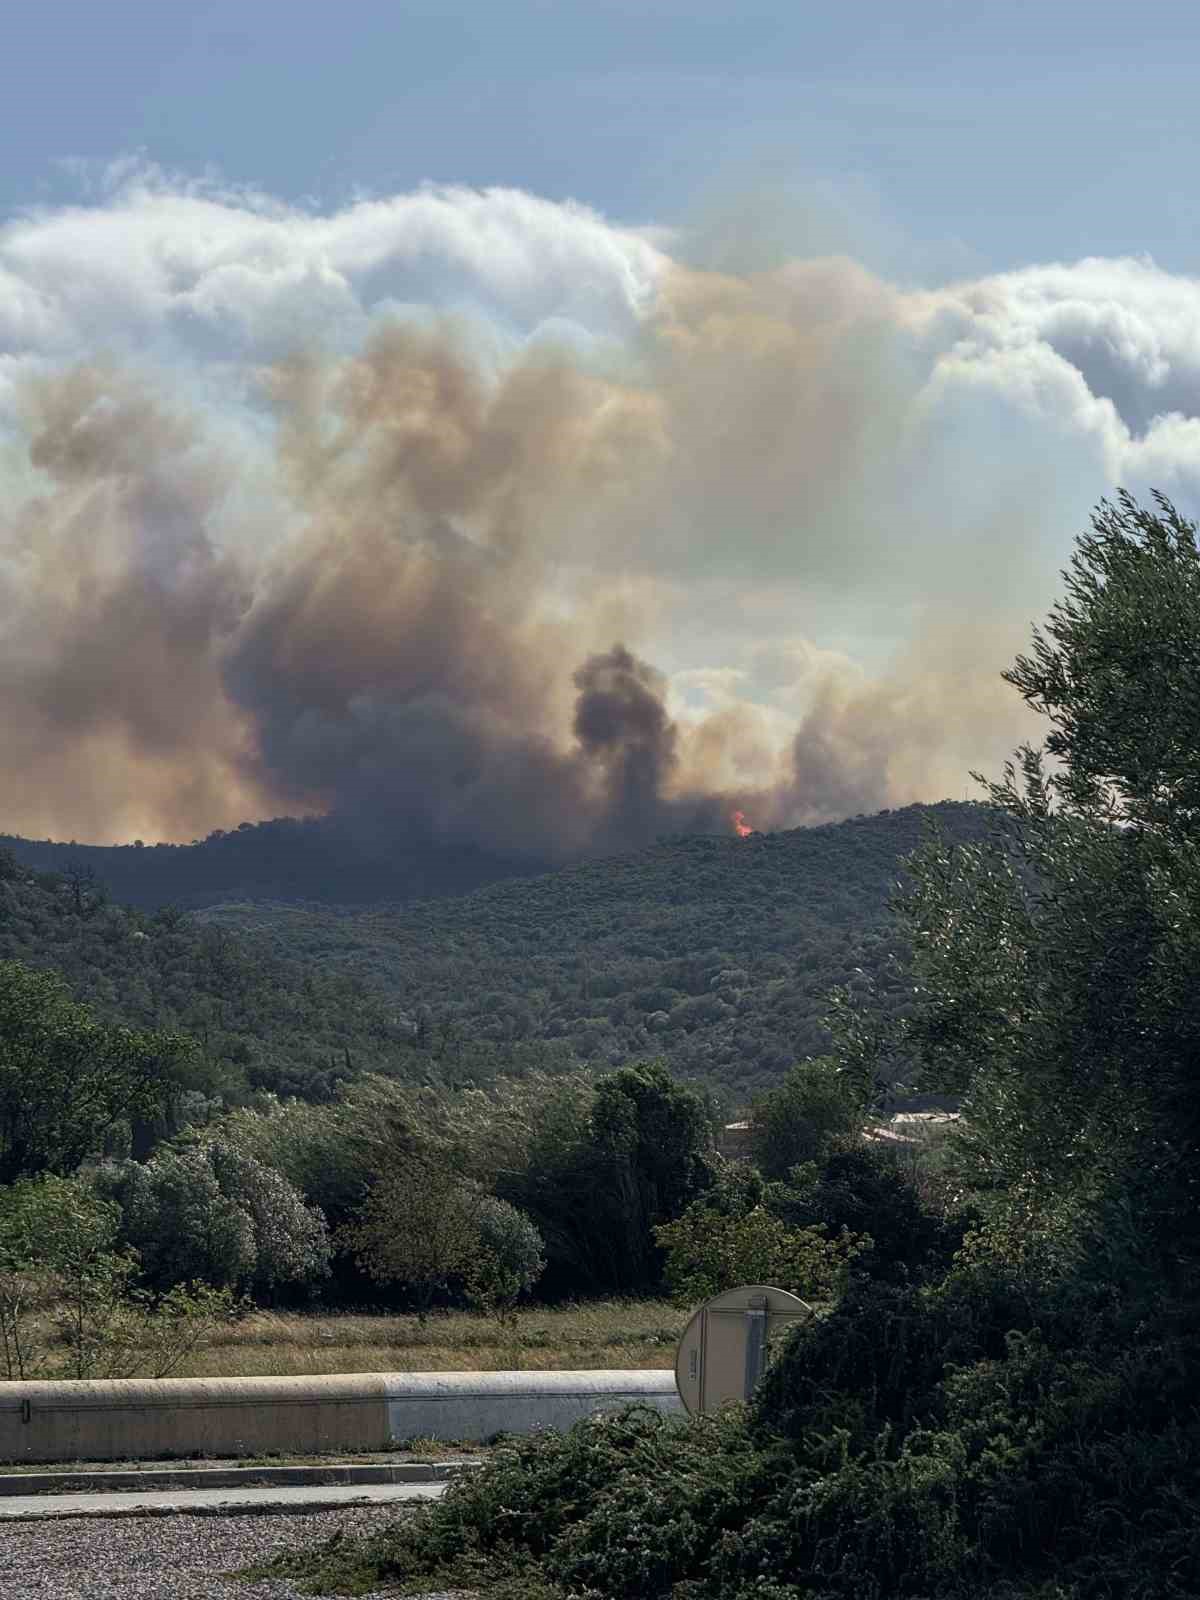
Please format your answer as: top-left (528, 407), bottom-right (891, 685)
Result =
top-left (654, 1204), bottom-right (865, 1306)
top-left (101, 1140), bottom-right (329, 1296)
top-left (466, 1196), bottom-right (546, 1319)
top-left (263, 1269), bottom-right (1200, 1600)
top-left (253, 1406), bottom-right (780, 1599)
top-left (108, 1149), bottom-right (256, 1291)
top-left (767, 1140), bottom-right (972, 1285)
top-left (747, 1056), bottom-right (865, 1182)
top-left (0, 1174), bottom-right (235, 1380)
top-left (207, 1140), bottom-right (330, 1292)
top-left (340, 1156), bottom-right (485, 1320)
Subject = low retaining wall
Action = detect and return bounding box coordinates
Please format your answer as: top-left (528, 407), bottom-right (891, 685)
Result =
top-left (0, 1370), bottom-right (683, 1464)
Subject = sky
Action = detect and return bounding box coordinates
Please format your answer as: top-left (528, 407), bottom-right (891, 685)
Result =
top-left (6, 1), bottom-right (1200, 277)
top-left (2, 2), bottom-right (1200, 848)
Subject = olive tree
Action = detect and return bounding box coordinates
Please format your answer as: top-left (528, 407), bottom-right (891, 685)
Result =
top-left (465, 1196), bottom-right (546, 1320)
top-left (104, 1139), bottom-right (330, 1295)
top-left (341, 1157), bottom-right (486, 1321)
top-left (747, 1057), bottom-right (865, 1182)
top-left (895, 492), bottom-right (1200, 1275)
top-left (0, 1175), bottom-right (233, 1380)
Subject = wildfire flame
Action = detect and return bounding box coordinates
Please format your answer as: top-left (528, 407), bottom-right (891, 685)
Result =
top-left (732, 810), bottom-right (754, 838)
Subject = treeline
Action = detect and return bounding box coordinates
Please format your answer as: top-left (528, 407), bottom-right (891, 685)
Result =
top-left (0, 851), bottom-right (573, 1105)
top-left (2, 804), bottom-right (990, 1104)
top-left (1, 932), bottom-right (961, 1378)
top-left (201, 802), bottom-right (992, 1098)
top-left (0, 816), bottom-right (547, 910)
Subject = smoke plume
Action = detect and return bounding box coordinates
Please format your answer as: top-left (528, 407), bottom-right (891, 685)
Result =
top-left (2, 175), bottom-right (1199, 855)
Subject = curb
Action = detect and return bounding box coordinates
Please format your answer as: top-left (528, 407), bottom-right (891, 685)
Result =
top-left (0, 1459), bottom-right (480, 1497)
top-left (0, 1490), bottom-right (446, 1522)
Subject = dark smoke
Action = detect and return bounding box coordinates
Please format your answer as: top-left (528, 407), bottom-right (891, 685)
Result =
top-left (0, 279), bottom-right (1036, 860)
top-left (572, 645), bottom-right (727, 851)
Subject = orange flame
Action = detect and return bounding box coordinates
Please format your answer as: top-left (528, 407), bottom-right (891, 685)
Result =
top-left (732, 810), bottom-right (753, 838)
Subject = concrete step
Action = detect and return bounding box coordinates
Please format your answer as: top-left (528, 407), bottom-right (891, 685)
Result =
top-left (0, 1458), bottom-right (479, 1496)
top-left (0, 1480), bottom-right (449, 1521)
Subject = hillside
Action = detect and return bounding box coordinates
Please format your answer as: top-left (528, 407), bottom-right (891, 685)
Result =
top-left (0, 816), bottom-right (549, 911)
top-left (0, 847), bottom-right (445, 1104)
top-left (199, 802), bottom-right (993, 1100)
top-left (3, 803), bottom-right (992, 1104)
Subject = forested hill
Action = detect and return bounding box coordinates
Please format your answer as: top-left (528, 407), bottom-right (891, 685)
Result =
top-left (199, 801), bottom-right (993, 1099)
top-left (0, 847), bottom-right (433, 1104)
top-left (3, 803), bottom-right (992, 1103)
top-left (0, 816), bottom-right (548, 910)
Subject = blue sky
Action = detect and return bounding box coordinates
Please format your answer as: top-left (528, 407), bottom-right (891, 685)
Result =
top-left (5, 1), bottom-right (1200, 279)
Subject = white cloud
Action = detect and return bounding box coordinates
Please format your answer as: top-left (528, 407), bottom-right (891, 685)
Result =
top-left (928, 254), bottom-right (1200, 480)
top-left (0, 171), bottom-right (666, 379)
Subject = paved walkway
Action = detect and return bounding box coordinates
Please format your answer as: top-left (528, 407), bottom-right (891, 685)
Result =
top-left (0, 1479), bottom-right (447, 1520)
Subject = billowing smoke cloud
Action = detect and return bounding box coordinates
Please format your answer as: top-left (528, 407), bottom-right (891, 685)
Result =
top-left (2, 169), bottom-right (1199, 854)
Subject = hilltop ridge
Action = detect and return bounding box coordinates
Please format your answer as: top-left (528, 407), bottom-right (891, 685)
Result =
top-left (3, 802), bottom-right (991, 1101)
top-left (0, 815), bottom-right (547, 910)
top-left (198, 801), bottom-right (993, 1097)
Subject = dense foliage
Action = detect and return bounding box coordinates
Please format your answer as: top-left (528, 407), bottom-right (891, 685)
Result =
top-left (0, 815), bottom-right (546, 910)
top-left (2, 803), bottom-right (990, 1105)
top-left (0, 852), bottom-right (574, 1105)
top-left (748, 1058), bottom-right (866, 1180)
top-left (96, 1139), bottom-right (330, 1296)
top-left (0, 960), bottom-right (186, 1182)
top-left (0, 1175), bottom-right (234, 1381)
top-left (264, 496), bottom-right (1200, 1600)
top-left (198, 802), bottom-right (990, 1098)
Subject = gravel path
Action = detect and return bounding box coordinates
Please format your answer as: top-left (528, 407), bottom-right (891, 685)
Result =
top-left (0, 1504), bottom-right (477, 1599)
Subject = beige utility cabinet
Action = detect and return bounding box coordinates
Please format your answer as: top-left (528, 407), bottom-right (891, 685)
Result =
top-left (674, 1284), bottom-right (811, 1415)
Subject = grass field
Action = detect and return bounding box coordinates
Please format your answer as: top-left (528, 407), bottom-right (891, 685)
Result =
top-left (171, 1300), bottom-right (686, 1378)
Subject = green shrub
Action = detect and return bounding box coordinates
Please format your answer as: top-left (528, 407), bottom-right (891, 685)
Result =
top-left (654, 1203), bottom-right (865, 1305)
top-left (748, 1057), bottom-right (865, 1182)
top-left (767, 1140), bottom-right (973, 1286)
top-left (99, 1139), bottom-right (330, 1295)
top-left (0, 1174), bottom-right (235, 1380)
top-left (262, 1272), bottom-right (1200, 1600)
top-left (466, 1196), bottom-right (546, 1320)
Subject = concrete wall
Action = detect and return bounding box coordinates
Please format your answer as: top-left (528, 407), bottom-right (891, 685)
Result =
top-left (0, 1370), bottom-right (683, 1464)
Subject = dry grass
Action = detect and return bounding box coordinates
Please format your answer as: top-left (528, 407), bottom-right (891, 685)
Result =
top-left (173, 1299), bottom-right (685, 1378)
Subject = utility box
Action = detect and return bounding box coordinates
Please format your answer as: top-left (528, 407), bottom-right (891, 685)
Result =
top-left (674, 1284), bottom-right (812, 1415)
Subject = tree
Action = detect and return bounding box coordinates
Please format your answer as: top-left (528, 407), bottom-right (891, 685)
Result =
top-left (747, 1057), bottom-right (864, 1182)
top-left (586, 1060), bottom-right (715, 1293)
top-left (222, 1076), bottom-right (418, 1233)
top-left (465, 1197), bottom-right (546, 1321)
top-left (654, 1203), bottom-right (865, 1305)
top-left (0, 962), bottom-right (187, 1183)
top-left (0, 1175), bottom-right (234, 1380)
top-left (1005, 490), bottom-right (1200, 832)
top-left (899, 492), bottom-right (1200, 1275)
top-left (102, 1140), bottom-right (330, 1295)
top-left (207, 1140), bottom-right (331, 1293)
top-left (61, 858), bottom-right (105, 917)
top-left (341, 1157), bottom-right (486, 1321)
top-left (112, 1149), bottom-right (256, 1291)
top-left (766, 1141), bottom-right (970, 1286)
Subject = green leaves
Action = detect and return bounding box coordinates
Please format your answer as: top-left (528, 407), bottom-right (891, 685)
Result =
top-left (747, 1057), bottom-right (866, 1181)
top-left (1005, 489), bottom-right (1200, 832)
top-left (0, 961), bottom-right (185, 1182)
top-left (654, 1202), bottom-right (865, 1305)
top-left (898, 493), bottom-right (1200, 1275)
top-left (0, 1174), bottom-right (236, 1380)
